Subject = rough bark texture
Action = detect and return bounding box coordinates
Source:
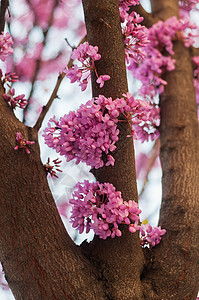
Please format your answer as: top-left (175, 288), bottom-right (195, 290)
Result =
top-left (0, 84), bottom-right (106, 299)
top-left (151, 0), bottom-right (179, 20)
top-left (140, 1), bottom-right (199, 299)
top-left (82, 0), bottom-right (138, 208)
top-left (82, 1), bottom-right (144, 299)
top-left (0, 0), bottom-right (8, 32)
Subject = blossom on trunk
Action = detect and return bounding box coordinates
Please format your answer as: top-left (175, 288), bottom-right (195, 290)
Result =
top-left (65, 42), bottom-right (110, 91)
top-left (14, 132), bottom-right (35, 154)
top-left (140, 220), bottom-right (166, 247)
top-left (70, 180), bottom-right (141, 239)
top-left (3, 88), bottom-right (27, 109)
top-left (44, 157), bottom-right (62, 178)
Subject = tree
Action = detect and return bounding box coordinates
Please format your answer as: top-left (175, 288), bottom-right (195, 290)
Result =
top-left (0, 0), bottom-right (199, 299)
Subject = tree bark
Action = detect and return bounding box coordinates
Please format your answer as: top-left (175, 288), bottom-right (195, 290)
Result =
top-left (82, 1), bottom-right (145, 299)
top-left (0, 85), bottom-right (106, 299)
top-left (141, 1), bottom-right (199, 299)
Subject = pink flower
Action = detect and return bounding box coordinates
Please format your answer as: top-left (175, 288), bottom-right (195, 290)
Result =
top-left (140, 223), bottom-right (166, 247)
top-left (0, 71), bottom-right (19, 85)
top-left (65, 42), bottom-right (110, 91)
top-left (179, 0), bottom-right (198, 14)
top-left (65, 65), bottom-right (82, 83)
top-left (119, 0), bottom-right (140, 11)
top-left (44, 157), bottom-right (62, 178)
top-left (79, 79), bottom-right (88, 91)
top-left (129, 222), bottom-right (140, 233)
top-left (43, 94), bottom-right (158, 168)
top-left (71, 42), bottom-right (101, 62)
top-left (14, 132), bottom-right (35, 154)
top-left (0, 32), bottom-right (13, 61)
top-left (14, 56), bottom-right (36, 82)
top-left (96, 75), bottom-right (110, 88)
top-left (3, 88), bottom-right (27, 109)
top-left (69, 180), bottom-right (141, 239)
top-left (120, 10), bottom-right (149, 64)
top-left (128, 16), bottom-right (197, 99)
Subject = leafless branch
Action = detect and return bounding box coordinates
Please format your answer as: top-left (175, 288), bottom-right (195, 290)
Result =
top-left (0, 0), bottom-right (9, 32)
top-left (34, 35), bottom-right (86, 132)
top-left (22, 0), bottom-right (59, 123)
top-left (138, 139), bottom-right (160, 199)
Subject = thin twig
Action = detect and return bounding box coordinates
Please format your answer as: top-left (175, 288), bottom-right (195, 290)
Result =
top-left (0, 0), bottom-right (9, 32)
top-left (23, 0), bottom-right (59, 123)
top-left (138, 138), bottom-right (160, 199)
top-left (33, 35), bottom-right (86, 132)
top-left (65, 38), bottom-right (75, 50)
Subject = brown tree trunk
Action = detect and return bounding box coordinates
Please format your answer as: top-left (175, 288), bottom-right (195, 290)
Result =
top-left (82, 0), bottom-right (145, 299)
top-left (0, 87), bottom-right (105, 299)
top-left (141, 1), bottom-right (199, 299)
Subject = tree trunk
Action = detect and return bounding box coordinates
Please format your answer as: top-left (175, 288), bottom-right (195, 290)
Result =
top-left (0, 85), bottom-right (105, 299)
top-left (81, 1), bottom-right (145, 299)
top-left (141, 1), bottom-right (199, 299)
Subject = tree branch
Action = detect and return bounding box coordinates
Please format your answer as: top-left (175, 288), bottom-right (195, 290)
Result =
top-left (150, 0), bottom-right (179, 20)
top-left (82, 1), bottom-right (145, 299)
top-left (33, 71), bottom-right (65, 131)
top-left (138, 139), bottom-right (160, 199)
top-left (190, 45), bottom-right (199, 58)
top-left (34, 35), bottom-right (86, 132)
top-left (0, 83), bottom-right (106, 299)
top-left (141, 1), bottom-right (199, 299)
top-left (0, 0), bottom-right (9, 32)
top-left (22, 0), bottom-right (59, 123)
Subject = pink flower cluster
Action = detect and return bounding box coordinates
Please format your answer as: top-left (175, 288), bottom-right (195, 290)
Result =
top-left (69, 180), bottom-right (141, 239)
top-left (120, 9), bottom-right (149, 64)
top-left (140, 223), bottom-right (166, 247)
top-left (14, 132), bottom-right (35, 154)
top-left (44, 157), bottom-right (62, 178)
top-left (43, 94), bottom-right (158, 169)
top-left (70, 181), bottom-right (166, 243)
top-left (179, 0), bottom-right (198, 14)
top-left (119, 0), bottom-right (140, 11)
top-left (3, 88), bottom-right (27, 109)
top-left (0, 32), bottom-right (13, 61)
top-left (123, 92), bottom-right (160, 141)
top-left (129, 16), bottom-right (197, 99)
top-left (43, 96), bottom-right (117, 169)
top-left (0, 70), bottom-right (19, 85)
top-left (65, 42), bottom-right (110, 91)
